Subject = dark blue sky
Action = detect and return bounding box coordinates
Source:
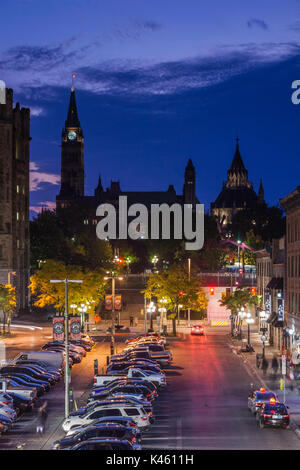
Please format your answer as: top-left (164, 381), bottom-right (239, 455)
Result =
top-left (1, 0), bottom-right (300, 215)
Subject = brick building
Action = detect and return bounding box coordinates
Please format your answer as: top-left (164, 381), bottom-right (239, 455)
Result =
top-left (280, 188), bottom-right (300, 358)
top-left (0, 88), bottom-right (30, 311)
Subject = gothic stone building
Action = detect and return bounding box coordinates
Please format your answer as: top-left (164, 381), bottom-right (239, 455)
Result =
top-left (56, 88), bottom-right (198, 231)
top-left (211, 139), bottom-right (264, 228)
top-left (0, 88), bottom-right (30, 311)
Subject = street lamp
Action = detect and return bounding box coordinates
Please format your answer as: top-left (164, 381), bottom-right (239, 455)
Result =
top-left (245, 313), bottom-right (255, 352)
top-left (151, 255), bottom-right (159, 272)
top-left (50, 278), bottom-right (82, 419)
top-left (147, 301), bottom-right (156, 331)
top-left (78, 304), bottom-right (87, 332)
top-left (104, 273), bottom-right (123, 355)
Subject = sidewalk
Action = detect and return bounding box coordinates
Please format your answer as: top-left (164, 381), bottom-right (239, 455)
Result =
top-left (231, 330), bottom-right (300, 439)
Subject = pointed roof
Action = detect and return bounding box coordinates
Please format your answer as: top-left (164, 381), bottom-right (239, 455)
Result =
top-left (65, 89), bottom-right (80, 128)
top-left (186, 158), bottom-right (195, 170)
top-left (258, 178), bottom-right (264, 194)
top-left (229, 138), bottom-right (247, 173)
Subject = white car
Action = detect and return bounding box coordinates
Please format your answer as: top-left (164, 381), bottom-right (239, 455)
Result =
top-left (0, 404), bottom-right (17, 421)
top-left (62, 404), bottom-right (150, 433)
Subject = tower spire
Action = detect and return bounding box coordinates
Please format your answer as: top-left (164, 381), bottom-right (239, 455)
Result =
top-left (65, 83), bottom-right (80, 128)
top-left (71, 72), bottom-right (76, 91)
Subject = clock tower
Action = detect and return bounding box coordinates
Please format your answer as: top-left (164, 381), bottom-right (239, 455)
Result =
top-left (57, 85), bottom-right (84, 204)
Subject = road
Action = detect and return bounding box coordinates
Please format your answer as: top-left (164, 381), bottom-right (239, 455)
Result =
top-left (143, 329), bottom-right (300, 450)
top-left (1, 327), bottom-right (300, 450)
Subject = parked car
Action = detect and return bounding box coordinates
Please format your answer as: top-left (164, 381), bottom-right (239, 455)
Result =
top-left (0, 374), bottom-right (46, 396)
top-left (53, 422), bottom-right (141, 450)
top-left (256, 399), bottom-right (290, 429)
top-left (62, 404), bottom-right (150, 433)
top-left (70, 438), bottom-right (136, 450)
top-left (0, 403), bottom-right (17, 421)
top-left (65, 416), bottom-right (139, 436)
top-left (248, 388), bottom-right (278, 415)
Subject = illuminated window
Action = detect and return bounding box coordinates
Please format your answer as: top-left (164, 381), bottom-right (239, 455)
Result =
top-left (16, 185), bottom-right (20, 194)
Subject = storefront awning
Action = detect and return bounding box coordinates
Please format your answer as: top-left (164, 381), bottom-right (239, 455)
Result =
top-left (266, 277), bottom-right (283, 290)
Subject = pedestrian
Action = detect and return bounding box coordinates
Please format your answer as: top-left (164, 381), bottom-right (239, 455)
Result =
top-left (129, 316), bottom-right (133, 327)
top-left (271, 355), bottom-right (279, 378)
top-left (289, 369), bottom-right (295, 391)
top-left (36, 401), bottom-right (48, 435)
top-left (261, 357), bottom-right (269, 376)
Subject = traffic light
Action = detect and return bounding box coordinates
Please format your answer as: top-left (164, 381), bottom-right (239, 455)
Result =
top-left (209, 287), bottom-right (214, 295)
top-left (250, 287), bottom-right (256, 296)
top-left (118, 258), bottom-right (124, 264)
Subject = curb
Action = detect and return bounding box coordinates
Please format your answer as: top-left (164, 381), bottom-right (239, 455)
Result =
top-left (228, 334), bottom-right (300, 441)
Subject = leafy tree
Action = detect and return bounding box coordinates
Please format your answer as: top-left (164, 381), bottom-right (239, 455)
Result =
top-left (218, 286), bottom-right (260, 333)
top-left (0, 284), bottom-right (17, 334)
top-left (30, 210), bottom-right (70, 268)
top-left (229, 204), bottom-right (285, 242)
top-left (143, 265), bottom-right (207, 335)
top-left (29, 260), bottom-right (106, 316)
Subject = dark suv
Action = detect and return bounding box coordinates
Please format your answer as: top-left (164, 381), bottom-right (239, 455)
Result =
top-left (53, 422), bottom-right (141, 450)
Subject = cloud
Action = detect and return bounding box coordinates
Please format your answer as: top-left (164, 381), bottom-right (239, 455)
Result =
top-left (247, 19), bottom-right (268, 31)
top-left (24, 105), bottom-right (45, 116)
top-left (30, 162), bottom-right (60, 191)
top-left (30, 201), bottom-right (56, 214)
top-left (1, 36), bottom-right (299, 99)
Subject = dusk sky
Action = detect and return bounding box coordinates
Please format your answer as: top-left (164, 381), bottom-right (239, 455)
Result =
top-left (1, 0), bottom-right (300, 216)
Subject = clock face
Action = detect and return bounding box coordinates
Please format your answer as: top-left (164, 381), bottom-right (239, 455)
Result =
top-left (70, 321), bottom-right (81, 334)
top-left (68, 130), bottom-right (77, 141)
top-left (53, 322), bottom-right (64, 335)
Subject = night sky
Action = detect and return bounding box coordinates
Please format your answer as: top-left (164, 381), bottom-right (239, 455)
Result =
top-left (1, 0), bottom-right (300, 217)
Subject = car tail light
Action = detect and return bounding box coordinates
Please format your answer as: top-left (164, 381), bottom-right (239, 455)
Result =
top-left (141, 416), bottom-right (147, 420)
top-left (263, 414), bottom-right (270, 418)
top-left (146, 393), bottom-right (151, 398)
top-left (93, 378), bottom-right (97, 383)
top-left (129, 422), bottom-right (136, 427)
top-left (283, 415), bottom-right (290, 418)
top-left (131, 436), bottom-right (136, 442)
top-left (2, 402), bottom-right (9, 405)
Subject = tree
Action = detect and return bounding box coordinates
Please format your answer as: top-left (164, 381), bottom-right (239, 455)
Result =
top-left (0, 284), bottom-right (17, 334)
top-left (218, 286), bottom-right (261, 334)
top-left (30, 210), bottom-right (70, 268)
top-left (229, 204), bottom-right (285, 242)
top-left (29, 260), bottom-right (107, 316)
top-left (143, 265), bottom-right (207, 335)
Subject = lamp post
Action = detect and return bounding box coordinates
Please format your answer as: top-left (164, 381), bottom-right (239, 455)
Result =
top-left (78, 304), bottom-right (87, 332)
top-left (187, 258), bottom-right (191, 327)
top-left (238, 307), bottom-right (246, 338)
top-left (104, 273), bottom-right (123, 355)
top-left (147, 301), bottom-right (156, 331)
top-left (159, 297), bottom-right (168, 334)
top-left (151, 255), bottom-right (159, 272)
top-left (245, 313), bottom-right (254, 352)
top-left (50, 278), bottom-right (82, 419)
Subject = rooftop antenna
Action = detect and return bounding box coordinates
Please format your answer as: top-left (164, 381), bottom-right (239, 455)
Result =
top-left (71, 72), bottom-right (76, 91)
top-left (236, 129), bottom-right (240, 145)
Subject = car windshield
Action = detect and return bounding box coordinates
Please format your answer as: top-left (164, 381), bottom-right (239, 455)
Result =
top-left (256, 392), bottom-right (275, 401)
top-left (264, 404), bottom-right (287, 414)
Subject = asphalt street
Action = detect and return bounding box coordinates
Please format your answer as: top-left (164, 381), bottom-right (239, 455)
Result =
top-left (1, 328), bottom-right (300, 450)
top-left (143, 330), bottom-right (300, 450)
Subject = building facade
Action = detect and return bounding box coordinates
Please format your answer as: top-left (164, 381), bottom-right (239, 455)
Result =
top-left (0, 88), bottom-right (30, 311)
top-left (280, 188), bottom-right (300, 362)
top-left (211, 138), bottom-right (264, 229)
top-left (256, 239), bottom-right (285, 351)
top-left (56, 88), bottom-right (198, 228)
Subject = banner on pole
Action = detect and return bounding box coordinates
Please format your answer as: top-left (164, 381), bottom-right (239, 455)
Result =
top-left (53, 317), bottom-right (64, 341)
top-left (70, 315), bottom-right (81, 340)
top-left (114, 295), bottom-right (122, 311)
top-left (282, 355), bottom-right (286, 375)
top-left (105, 295), bottom-right (112, 310)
